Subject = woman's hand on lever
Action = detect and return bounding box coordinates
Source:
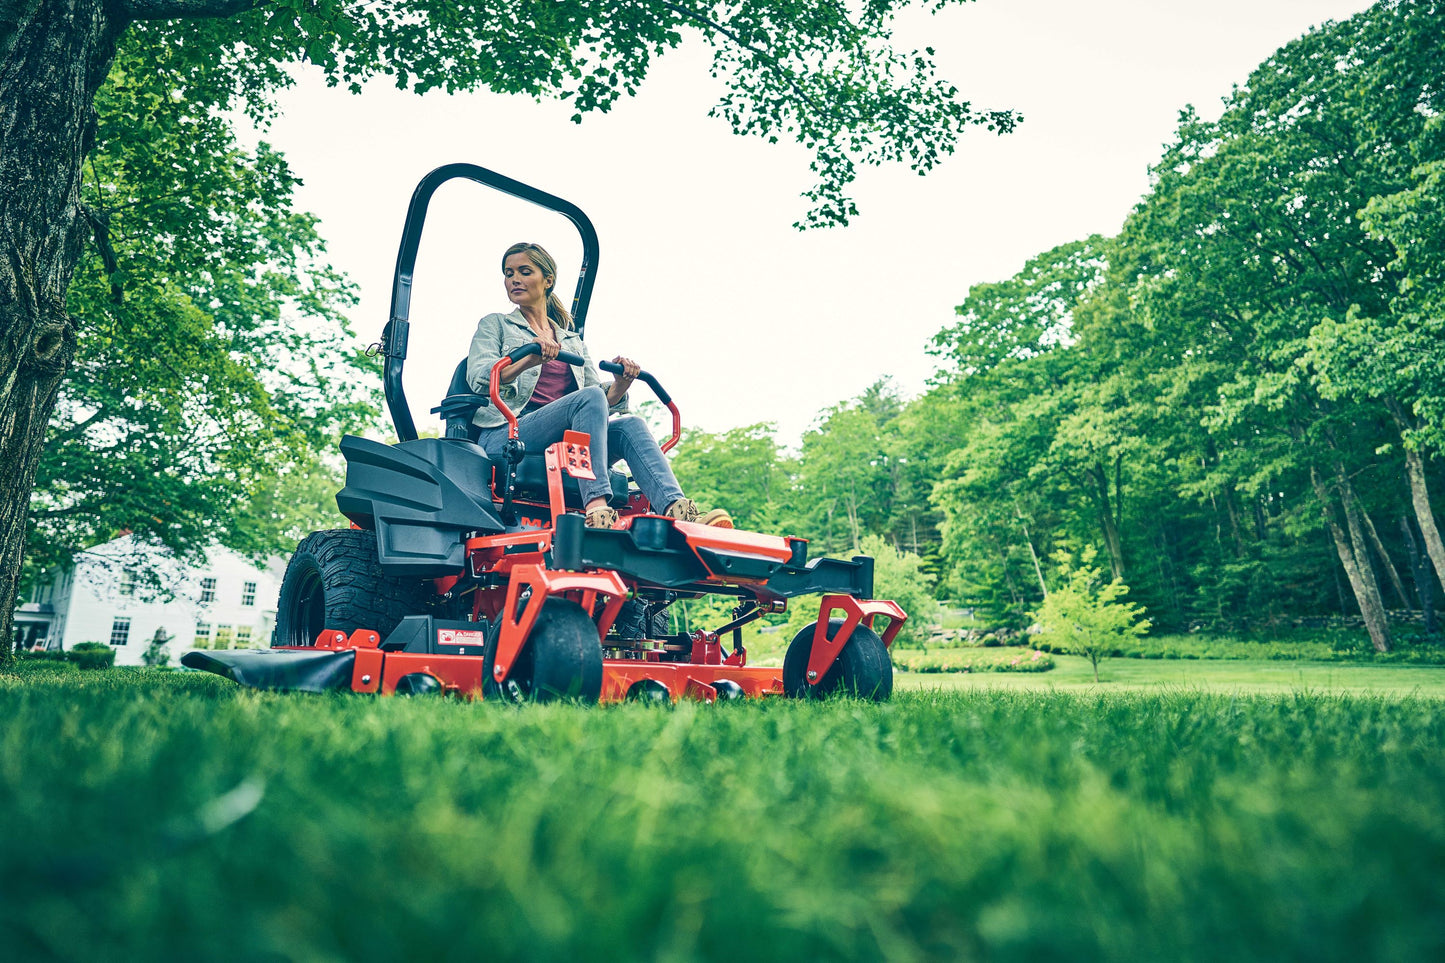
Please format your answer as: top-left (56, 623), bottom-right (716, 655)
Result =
top-left (607, 355), bottom-right (640, 406)
top-left (499, 335), bottom-right (560, 383)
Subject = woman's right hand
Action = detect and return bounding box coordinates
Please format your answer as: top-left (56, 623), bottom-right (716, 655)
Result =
top-left (500, 334), bottom-right (560, 383)
top-left (532, 333), bottom-right (561, 364)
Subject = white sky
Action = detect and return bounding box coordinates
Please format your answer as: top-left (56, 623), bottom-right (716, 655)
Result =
top-left (256, 0), bottom-right (1375, 446)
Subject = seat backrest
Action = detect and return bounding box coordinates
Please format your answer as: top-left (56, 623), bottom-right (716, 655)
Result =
top-left (435, 359), bottom-right (484, 441)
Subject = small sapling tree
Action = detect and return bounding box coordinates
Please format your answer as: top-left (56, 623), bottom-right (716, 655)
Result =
top-left (1033, 547), bottom-right (1150, 683)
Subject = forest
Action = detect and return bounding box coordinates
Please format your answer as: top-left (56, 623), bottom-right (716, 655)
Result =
top-left (22, 1), bottom-right (1444, 653)
top-left (671, 1), bottom-right (1444, 649)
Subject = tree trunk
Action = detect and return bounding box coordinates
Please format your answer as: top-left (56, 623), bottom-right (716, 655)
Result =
top-left (1400, 514), bottom-right (1437, 636)
top-left (1311, 467), bottom-right (1392, 652)
top-left (1403, 445), bottom-right (1445, 596)
top-left (1357, 501), bottom-right (1410, 611)
top-left (0, 0), bottom-right (127, 663)
top-left (1015, 504), bottom-right (1047, 597)
top-left (1088, 462), bottom-right (1125, 581)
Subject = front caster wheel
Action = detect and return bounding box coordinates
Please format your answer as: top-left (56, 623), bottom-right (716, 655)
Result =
top-left (483, 598), bottom-right (603, 703)
top-left (782, 617), bottom-right (893, 701)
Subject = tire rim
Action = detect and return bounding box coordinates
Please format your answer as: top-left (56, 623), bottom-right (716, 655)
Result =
top-left (283, 564), bottom-right (326, 647)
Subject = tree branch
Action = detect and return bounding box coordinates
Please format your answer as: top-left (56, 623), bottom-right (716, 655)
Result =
top-left (653, 0), bottom-right (823, 111)
top-left (116, 0), bottom-right (260, 21)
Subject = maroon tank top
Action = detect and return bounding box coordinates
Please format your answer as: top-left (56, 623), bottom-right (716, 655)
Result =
top-left (524, 358), bottom-right (578, 413)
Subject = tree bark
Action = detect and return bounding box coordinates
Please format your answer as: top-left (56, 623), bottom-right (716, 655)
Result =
top-left (1402, 445), bottom-right (1445, 596)
top-left (1337, 469), bottom-right (1392, 651)
top-left (1311, 467), bottom-right (1392, 652)
top-left (1400, 514), bottom-right (1437, 636)
top-left (1015, 505), bottom-right (1047, 597)
top-left (1, 0), bottom-right (128, 661)
top-left (1357, 500), bottom-right (1410, 611)
top-left (1087, 461), bottom-right (1125, 581)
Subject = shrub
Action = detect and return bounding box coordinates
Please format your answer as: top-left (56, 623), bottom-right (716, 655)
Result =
top-left (18, 649), bottom-right (70, 663)
top-left (68, 642), bottom-right (117, 671)
top-left (1032, 548), bottom-right (1150, 683)
top-left (142, 637), bottom-right (172, 668)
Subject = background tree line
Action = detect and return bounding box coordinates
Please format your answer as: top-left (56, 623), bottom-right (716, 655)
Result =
top-left (17, 1), bottom-right (1440, 656)
top-left (672, 0), bottom-right (1445, 650)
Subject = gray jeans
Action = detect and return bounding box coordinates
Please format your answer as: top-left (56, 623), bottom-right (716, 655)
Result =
top-left (476, 385), bottom-right (684, 510)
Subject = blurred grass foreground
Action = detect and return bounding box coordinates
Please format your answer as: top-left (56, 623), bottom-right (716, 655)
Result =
top-left (3, 662), bottom-right (1443, 961)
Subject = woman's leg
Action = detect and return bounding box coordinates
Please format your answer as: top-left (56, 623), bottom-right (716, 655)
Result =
top-left (479, 386), bottom-right (614, 505)
top-left (607, 414), bottom-right (684, 512)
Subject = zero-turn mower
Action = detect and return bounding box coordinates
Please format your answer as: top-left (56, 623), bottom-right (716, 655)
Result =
top-left (183, 164), bottom-right (906, 704)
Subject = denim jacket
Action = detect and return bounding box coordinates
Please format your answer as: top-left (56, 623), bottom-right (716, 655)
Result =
top-left (466, 308), bottom-right (627, 430)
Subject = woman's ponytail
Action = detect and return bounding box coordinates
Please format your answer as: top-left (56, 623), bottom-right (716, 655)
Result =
top-left (546, 292), bottom-right (573, 330)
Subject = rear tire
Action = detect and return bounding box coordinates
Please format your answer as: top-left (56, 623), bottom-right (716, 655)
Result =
top-left (782, 616), bottom-right (893, 701)
top-left (483, 598), bottom-right (603, 704)
top-left (273, 529), bottom-right (434, 648)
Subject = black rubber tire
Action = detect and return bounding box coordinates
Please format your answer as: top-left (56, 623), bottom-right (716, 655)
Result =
top-left (782, 617), bottom-right (893, 701)
top-left (483, 598), bottom-right (603, 704)
top-left (273, 529), bottom-right (434, 648)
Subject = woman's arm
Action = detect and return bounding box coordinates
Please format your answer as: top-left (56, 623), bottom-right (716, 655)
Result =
top-left (466, 314), bottom-right (558, 391)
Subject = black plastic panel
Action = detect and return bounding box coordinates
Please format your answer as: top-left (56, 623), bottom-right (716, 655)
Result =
top-left (337, 435), bottom-right (506, 576)
top-left (381, 615), bottom-right (489, 656)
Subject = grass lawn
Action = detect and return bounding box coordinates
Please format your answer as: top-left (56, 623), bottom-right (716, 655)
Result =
top-left (899, 653), bottom-right (1445, 697)
top-left (4, 661), bottom-right (1444, 961)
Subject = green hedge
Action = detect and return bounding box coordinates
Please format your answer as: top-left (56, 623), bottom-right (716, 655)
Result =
top-left (18, 642), bottom-right (117, 670)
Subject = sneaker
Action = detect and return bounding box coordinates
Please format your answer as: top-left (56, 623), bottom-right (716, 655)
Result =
top-left (698, 508), bottom-right (734, 529)
top-left (664, 498), bottom-right (733, 528)
top-left (663, 498), bottom-right (700, 523)
top-left (584, 505), bottom-right (619, 529)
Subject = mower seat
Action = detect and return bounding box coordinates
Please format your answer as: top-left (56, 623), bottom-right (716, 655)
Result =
top-left (504, 453), bottom-right (630, 509)
top-left (435, 361), bottom-right (629, 509)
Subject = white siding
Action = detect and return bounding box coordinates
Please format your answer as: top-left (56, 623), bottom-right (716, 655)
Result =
top-left (48, 535), bottom-right (283, 667)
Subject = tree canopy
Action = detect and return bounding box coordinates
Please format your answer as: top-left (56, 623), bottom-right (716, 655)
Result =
top-left (0, 0), bottom-right (1016, 656)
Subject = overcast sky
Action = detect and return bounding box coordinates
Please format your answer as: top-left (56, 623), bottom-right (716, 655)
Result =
top-left (254, 0), bottom-right (1376, 446)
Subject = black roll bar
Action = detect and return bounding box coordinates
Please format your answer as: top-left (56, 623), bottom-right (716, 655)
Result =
top-left (381, 163), bottom-right (601, 442)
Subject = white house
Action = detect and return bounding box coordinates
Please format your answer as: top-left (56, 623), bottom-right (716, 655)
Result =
top-left (12, 534), bottom-right (285, 667)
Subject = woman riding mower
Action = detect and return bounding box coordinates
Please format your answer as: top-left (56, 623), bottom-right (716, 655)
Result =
top-left (468, 241), bottom-right (731, 529)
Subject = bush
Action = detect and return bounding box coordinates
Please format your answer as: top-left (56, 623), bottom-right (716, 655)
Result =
top-left (68, 642), bottom-right (117, 670)
top-left (18, 649), bottom-right (70, 663)
top-left (142, 637), bottom-right (172, 667)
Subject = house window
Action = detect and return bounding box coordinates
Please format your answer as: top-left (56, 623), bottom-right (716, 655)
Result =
top-left (242, 581), bottom-right (257, 606)
top-left (236, 626), bottom-right (253, 646)
top-left (194, 622), bottom-right (211, 647)
top-left (110, 618), bottom-right (131, 646)
top-left (200, 577), bottom-right (217, 603)
top-left (119, 569), bottom-right (136, 597)
top-left (214, 625), bottom-right (233, 649)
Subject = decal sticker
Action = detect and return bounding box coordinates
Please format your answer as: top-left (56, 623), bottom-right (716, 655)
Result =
top-left (438, 629), bottom-right (487, 646)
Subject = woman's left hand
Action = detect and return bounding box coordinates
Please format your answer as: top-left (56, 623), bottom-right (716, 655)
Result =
top-left (611, 355), bottom-right (640, 387)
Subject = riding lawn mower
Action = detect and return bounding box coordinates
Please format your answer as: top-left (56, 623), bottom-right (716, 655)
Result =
top-left (183, 164), bottom-right (905, 704)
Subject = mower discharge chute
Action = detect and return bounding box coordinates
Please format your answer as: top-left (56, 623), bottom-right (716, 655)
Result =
top-left (184, 163), bottom-right (906, 703)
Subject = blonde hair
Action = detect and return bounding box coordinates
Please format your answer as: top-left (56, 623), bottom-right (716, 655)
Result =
top-left (502, 241), bottom-right (573, 330)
